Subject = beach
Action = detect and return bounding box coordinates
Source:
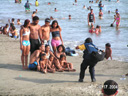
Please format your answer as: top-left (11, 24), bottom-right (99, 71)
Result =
top-left (0, 35), bottom-right (128, 96)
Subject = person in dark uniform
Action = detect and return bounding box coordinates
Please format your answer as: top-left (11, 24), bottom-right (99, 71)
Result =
top-left (76, 38), bottom-right (98, 82)
top-left (88, 9), bottom-right (95, 26)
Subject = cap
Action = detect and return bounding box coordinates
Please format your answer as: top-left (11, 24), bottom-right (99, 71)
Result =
top-left (45, 18), bottom-right (51, 23)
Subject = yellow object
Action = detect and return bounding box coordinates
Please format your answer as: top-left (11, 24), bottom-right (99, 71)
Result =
top-left (35, 1), bottom-right (39, 6)
top-left (78, 44), bottom-right (86, 50)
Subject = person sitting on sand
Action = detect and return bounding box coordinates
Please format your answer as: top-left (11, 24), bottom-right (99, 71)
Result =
top-left (17, 19), bottom-right (21, 25)
top-left (39, 53), bottom-right (48, 73)
top-left (8, 23), bottom-right (14, 36)
top-left (76, 37), bottom-right (98, 82)
top-left (102, 80), bottom-right (118, 96)
top-left (105, 43), bottom-right (112, 60)
top-left (45, 45), bottom-right (64, 72)
top-left (59, 54), bottom-right (76, 71)
top-left (2, 24), bottom-right (9, 35)
top-left (28, 44), bottom-right (45, 70)
top-left (11, 26), bottom-right (18, 38)
top-left (55, 45), bottom-right (66, 59)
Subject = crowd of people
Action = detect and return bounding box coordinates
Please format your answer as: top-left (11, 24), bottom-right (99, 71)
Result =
top-left (0, 0), bottom-right (124, 95)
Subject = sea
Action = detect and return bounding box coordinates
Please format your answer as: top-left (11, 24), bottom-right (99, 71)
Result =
top-left (0, 0), bottom-right (128, 62)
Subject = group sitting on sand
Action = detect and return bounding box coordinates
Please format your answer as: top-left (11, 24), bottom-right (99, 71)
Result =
top-left (20, 17), bottom-right (76, 73)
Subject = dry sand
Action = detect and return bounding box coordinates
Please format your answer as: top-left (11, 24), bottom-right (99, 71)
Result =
top-left (0, 35), bottom-right (128, 96)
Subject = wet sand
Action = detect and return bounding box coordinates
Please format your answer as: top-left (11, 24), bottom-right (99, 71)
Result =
top-left (0, 35), bottom-right (128, 96)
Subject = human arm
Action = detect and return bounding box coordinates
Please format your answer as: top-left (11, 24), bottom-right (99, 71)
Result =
top-left (59, 26), bottom-right (63, 45)
top-left (20, 28), bottom-right (23, 50)
top-left (39, 27), bottom-right (44, 44)
top-left (88, 13), bottom-right (89, 24)
top-left (93, 14), bottom-right (95, 23)
top-left (75, 44), bottom-right (86, 50)
top-left (110, 48), bottom-right (112, 60)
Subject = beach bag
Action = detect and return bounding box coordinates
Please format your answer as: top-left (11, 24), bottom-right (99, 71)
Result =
top-left (84, 43), bottom-right (105, 62)
top-left (91, 50), bottom-right (105, 62)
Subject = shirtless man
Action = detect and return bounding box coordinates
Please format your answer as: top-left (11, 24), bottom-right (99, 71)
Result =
top-left (39, 18), bottom-right (51, 45)
top-left (28, 44), bottom-right (45, 70)
top-left (32, 11), bottom-right (36, 20)
top-left (30, 16), bottom-right (41, 54)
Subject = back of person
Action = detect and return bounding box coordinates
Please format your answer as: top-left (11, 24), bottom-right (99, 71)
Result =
top-left (83, 43), bottom-right (97, 60)
top-left (25, 2), bottom-right (30, 8)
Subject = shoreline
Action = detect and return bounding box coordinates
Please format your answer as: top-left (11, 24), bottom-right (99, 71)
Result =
top-left (0, 34), bottom-right (128, 96)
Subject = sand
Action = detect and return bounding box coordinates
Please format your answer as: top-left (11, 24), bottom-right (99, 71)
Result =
top-left (0, 34), bottom-right (128, 96)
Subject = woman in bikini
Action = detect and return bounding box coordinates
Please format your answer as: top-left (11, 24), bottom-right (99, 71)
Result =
top-left (115, 12), bottom-right (120, 29)
top-left (20, 19), bottom-right (30, 69)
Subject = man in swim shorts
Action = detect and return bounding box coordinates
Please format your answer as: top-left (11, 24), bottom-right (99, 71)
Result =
top-left (88, 9), bottom-right (95, 26)
top-left (29, 44), bottom-right (45, 70)
top-left (30, 16), bottom-right (41, 54)
top-left (24, 0), bottom-right (30, 12)
top-left (39, 18), bottom-right (51, 46)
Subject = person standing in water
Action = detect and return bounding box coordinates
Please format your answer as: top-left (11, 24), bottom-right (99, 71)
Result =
top-left (35, 0), bottom-right (39, 6)
top-left (30, 16), bottom-right (41, 54)
top-left (24, 0), bottom-right (30, 12)
top-left (88, 9), bottom-right (95, 26)
top-left (20, 19), bottom-right (30, 69)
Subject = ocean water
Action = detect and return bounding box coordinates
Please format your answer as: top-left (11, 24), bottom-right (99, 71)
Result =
top-left (0, 0), bottom-right (128, 62)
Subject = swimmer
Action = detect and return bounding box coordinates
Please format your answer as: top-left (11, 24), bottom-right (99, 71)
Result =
top-left (99, 9), bottom-right (103, 19)
top-left (108, 10), bottom-right (110, 14)
top-left (24, 0), bottom-right (30, 12)
top-left (17, 19), bottom-right (21, 25)
top-left (115, 9), bottom-right (118, 14)
top-left (11, 18), bottom-right (15, 25)
top-left (54, 8), bottom-right (58, 12)
top-left (75, 0), bottom-right (77, 3)
top-left (69, 15), bottom-right (71, 20)
top-left (32, 11), bottom-right (36, 20)
top-left (95, 25), bottom-right (101, 35)
top-left (35, 0), bottom-right (39, 6)
top-left (117, 0), bottom-right (119, 3)
top-left (48, 2), bottom-right (51, 5)
top-left (50, 16), bottom-right (54, 20)
top-left (83, 5), bottom-right (86, 9)
top-left (35, 9), bottom-right (38, 13)
top-left (115, 12), bottom-right (120, 29)
top-left (89, 25), bottom-right (95, 33)
top-left (96, 0), bottom-right (99, 3)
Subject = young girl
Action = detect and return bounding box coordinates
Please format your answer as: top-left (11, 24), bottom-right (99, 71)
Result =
top-left (89, 25), bottom-right (95, 33)
top-left (105, 43), bottom-right (112, 60)
top-left (50, 20), bottom-right (63, 54)
top-left (95, 25), bottom-right (101, 35)
top-left (20, 19), bottom-right (30, 69)
top-left (59, 54), bottom-right (76, 71)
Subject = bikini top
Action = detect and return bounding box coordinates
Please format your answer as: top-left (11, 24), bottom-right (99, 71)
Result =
top-left (52, 31), bottom-right (60, 37)
top-left (23, 30), bottom-right (30, 36)
top-left (46, 52), bottom-right (50, 59)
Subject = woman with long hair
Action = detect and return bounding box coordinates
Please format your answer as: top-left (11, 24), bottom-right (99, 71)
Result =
top-left (20, 19), bottom-right (30, 69)
top-left (50, 20), bottom-right (63, 54)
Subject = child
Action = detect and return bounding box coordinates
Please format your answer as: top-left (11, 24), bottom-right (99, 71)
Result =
top-left (99, 9), bottom-right (103, 19)
top-left (95, 25), bottom-right (101, 35)
top-left (69, 15), bottom-right (71, 20)
top-left (17, 19), bottom-right (21, 25)
top-left (47, 55), bottom-right (56, 73)
top-left (105, 43), bottom-right (112, 60)
top-left (59, 54), bottom-right (76, 71)
top-left (40, 53), bottom-right (48, 73)
top-left (89, 25), bottom-right (95, 33)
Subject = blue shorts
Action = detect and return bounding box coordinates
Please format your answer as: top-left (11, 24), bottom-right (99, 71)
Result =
top-left (28, 61), bottom-right (38, 70)
top-left (22, 40), bottom-right (30, 46)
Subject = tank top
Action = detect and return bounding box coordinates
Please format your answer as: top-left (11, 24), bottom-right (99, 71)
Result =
top-left (89, 13), bottom-right (94, 22)
top-left (52, 31), bottom-right (60, 37)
